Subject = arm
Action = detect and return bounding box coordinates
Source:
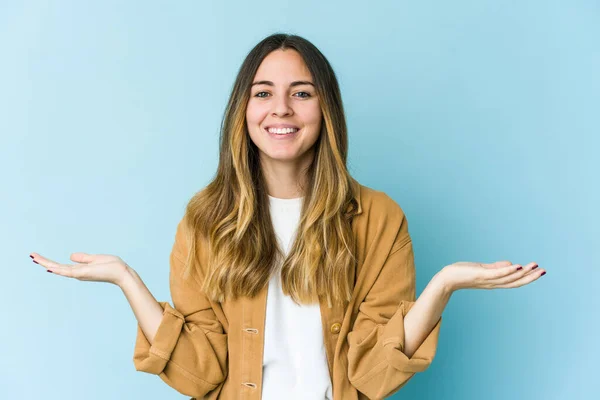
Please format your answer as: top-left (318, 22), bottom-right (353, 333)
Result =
top-left (120, 267), bottom-right (163, 345)
top-left (403, 271), bottom-right (452, 358)
top-left (130, 219), bottom-right (228, 398)
top-left (347, 211), bottom-right (444, 400)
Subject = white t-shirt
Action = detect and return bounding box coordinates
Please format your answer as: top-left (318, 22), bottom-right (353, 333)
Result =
top-left (261, 195), bottom-right (333, 400)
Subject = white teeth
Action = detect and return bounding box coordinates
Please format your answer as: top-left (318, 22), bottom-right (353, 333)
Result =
top-left (267, 127), bottom-right (299, 134)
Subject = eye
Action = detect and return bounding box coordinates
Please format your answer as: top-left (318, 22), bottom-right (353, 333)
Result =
top-left (294, 91), bottom-right (311, 98)
top-left (253, 91), bottom-right (312, 99)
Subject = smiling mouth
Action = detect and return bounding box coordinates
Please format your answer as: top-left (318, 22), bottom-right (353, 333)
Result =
top-left (264, 127), bottom-right (301, 137)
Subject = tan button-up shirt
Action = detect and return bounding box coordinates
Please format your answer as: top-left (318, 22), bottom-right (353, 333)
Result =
top-left (133, 181), bottom-right (443, 400)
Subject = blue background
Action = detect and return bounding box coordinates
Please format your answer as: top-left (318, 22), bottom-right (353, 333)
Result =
top-left (2, 1), bottom-right (598, 399)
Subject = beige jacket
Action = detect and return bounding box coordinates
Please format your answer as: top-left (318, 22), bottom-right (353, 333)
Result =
top-left (133, 181), bottom-right (443, 399)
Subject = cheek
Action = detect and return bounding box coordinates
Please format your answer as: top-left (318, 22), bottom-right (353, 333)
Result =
top-left (305, 103), bottom-right (322, 124)
top-left (246, 100), bottom-right (267, 125)
top-left (303, 106), bottom-right (322, 135)
top-left (245, 103), bottom-right (267, 146)
top-left (300, 113), bottom-right (322, 144)
top-left (245, 103), bottom-right (263, 125)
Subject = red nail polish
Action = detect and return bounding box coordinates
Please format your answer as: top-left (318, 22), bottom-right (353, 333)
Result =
top-left (540, 271), bottom-right (546, 276)
top-left (32, 260), bottom-right (39, 264)
top-left (532, 265), bottom-right (538, 270)
top-left (517, 266), bottom-right (523, 270)
top-left (30, 255), bottom-right (34, 259)
top-left (47, 270), bottom-right (53, 273)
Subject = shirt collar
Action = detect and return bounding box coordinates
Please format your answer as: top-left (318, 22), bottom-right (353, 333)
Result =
top-left (351, 177), bottom-right (363, 216)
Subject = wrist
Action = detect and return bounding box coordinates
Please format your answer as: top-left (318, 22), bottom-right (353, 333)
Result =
top-left (117, 266), bottom-right (138, 290)
top-left (434, 267), bottom-right (456, 296)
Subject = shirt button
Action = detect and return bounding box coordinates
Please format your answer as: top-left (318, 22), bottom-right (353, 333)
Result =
top-left (330, 322), bottom-right (341, 334)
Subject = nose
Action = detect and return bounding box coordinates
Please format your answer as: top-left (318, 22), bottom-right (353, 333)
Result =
top-left (271, 93), bottom-right (293, 117)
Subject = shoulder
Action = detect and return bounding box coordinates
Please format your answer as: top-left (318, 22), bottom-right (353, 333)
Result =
top-left (171, 216), bottom-right (208, 285)
top-left (353, 182), bottom-right (412, 253)
top-left (357, 182), bottom-right (407, 222)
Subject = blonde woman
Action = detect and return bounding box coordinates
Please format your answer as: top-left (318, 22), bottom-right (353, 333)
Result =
top-left (30, 33), bottom-right (546, 400)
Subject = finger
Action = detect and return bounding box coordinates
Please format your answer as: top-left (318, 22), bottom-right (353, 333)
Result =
top-left (492, 267), bottom-right (546, 288)
top-left (45, 264), bottom-right (86, 279)
top-left (30, 253), bottom-right (81, 276)
top-left (482, 260), bottom-right (512, 269)
top-left (483, 263), bottom-right (524, 280)
top-left (30, 253), bottom-right (69, 271)
top-left (486, 262), bottom-right (539, 285)
top-left (70, 252), bottom-right (95, 264)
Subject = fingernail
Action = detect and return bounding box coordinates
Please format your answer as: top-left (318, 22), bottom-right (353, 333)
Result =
top-left (32, 260), bottom-right (39, 265)
top-left (541, 271), bottom-right (546, 276)
top-left (516, 266), bottom-right (523, 270)
top-left (29, 255), bottom-right (34, 259)
top-left (47, 270), bottom-right (53, 273)
top-left (532, 265), bottom-right (538, 270)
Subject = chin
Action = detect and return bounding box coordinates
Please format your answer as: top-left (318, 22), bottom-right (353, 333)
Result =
top-left (267, 154), bottom-right (299, 162)
top-left (263, 149), bottom-right (302, 161)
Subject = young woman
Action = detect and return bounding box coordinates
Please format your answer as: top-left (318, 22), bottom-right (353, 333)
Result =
top-left (30, 33), bottom-right (546, 400)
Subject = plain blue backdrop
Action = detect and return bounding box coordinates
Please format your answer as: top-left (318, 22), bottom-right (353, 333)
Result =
top-left (2, 1), bottom-right (598, 399)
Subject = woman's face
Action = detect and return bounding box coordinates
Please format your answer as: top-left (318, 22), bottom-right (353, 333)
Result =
top-left (246, 49), bottom-right (322, 165)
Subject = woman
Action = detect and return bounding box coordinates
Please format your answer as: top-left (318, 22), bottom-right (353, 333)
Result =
top-left (30, 33), bottom-right (546, 400)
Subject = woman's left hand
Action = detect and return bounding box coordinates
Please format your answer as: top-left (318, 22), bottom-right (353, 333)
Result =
top-left (440, 261), bottom-right (546, 292)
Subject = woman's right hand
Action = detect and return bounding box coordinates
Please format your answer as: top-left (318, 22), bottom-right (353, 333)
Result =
top-left (30, 252), bottom-right (132, 287)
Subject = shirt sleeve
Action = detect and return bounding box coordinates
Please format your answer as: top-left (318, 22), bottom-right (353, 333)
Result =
top-left (346, 212), bottom-right (442, 400)
top-left (133, 218), bottom-right (228, 398)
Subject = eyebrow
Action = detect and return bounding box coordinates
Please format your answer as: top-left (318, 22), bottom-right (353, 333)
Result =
top-left (251, 80), bottom-right (315, 88)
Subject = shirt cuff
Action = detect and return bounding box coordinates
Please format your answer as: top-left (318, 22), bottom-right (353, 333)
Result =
top-left (381, 301), bottom-right (443, 373)
top-left (133, 301), bottom-right (185, 375)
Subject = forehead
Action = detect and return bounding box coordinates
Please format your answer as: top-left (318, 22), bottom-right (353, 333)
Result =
top-left (253, 49), bottom-right (312, 82)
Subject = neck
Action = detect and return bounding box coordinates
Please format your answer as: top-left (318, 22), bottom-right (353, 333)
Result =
top-left (260, 151), bottom-right (313, 199)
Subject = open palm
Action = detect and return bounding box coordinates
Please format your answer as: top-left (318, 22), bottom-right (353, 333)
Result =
top-left (443, 260), bottom-right (546, 291)
top-left (30, 252), bottom-right (130, 286)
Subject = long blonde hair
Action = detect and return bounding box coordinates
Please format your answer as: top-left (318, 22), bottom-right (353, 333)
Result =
top-left (181, 33), bottom-right (360, 307)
